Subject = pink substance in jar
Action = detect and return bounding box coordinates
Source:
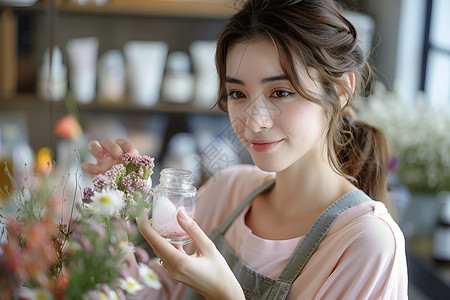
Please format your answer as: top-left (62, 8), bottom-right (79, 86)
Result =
top-left (152, 209), bottom-right (195, 238)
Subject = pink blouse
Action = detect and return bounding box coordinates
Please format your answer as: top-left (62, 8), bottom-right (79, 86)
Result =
top-left (129, 164), bottom-right (408, 299)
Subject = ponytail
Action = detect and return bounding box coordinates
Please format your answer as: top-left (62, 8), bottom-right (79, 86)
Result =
top-left (331, 113), bottom-right (391, 206)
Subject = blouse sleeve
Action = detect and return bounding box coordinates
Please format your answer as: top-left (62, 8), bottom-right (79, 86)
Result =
top-left (315, 212), bottom-right (408, 300)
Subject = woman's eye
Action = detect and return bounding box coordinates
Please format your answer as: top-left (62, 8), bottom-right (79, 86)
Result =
top-left (227, 91), bottom-right (245, 100)
top-left (271, 90), bottom-right (292, 99)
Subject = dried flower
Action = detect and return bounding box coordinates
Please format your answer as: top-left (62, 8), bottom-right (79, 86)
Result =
top-left (82, 187), bottom-right (94, 203)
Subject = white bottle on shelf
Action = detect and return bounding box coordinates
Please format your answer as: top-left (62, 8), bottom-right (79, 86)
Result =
top-left (189, 41), bottom-right (219, 109)
top-left (66, 36), bottom-right (99, 104)
top-left (98, 50), bottom-right (125, 103)
top-left (37, 46), bottom-right (67, 102)
top-left (123, 40), bottom-right (168, 107)
top-left (161, 51), bottom-right (195, 104)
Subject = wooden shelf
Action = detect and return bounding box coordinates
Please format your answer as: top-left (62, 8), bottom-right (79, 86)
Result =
top-left (10, 0), bottom-right (238, 19)
top-left (0, 93), bottom-right (224, 115)
top-left (1, 0), bottom-right (231, 159)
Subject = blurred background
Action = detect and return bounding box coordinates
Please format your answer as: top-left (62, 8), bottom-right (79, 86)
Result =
top-left (0, 0), bottom-right (449, 299)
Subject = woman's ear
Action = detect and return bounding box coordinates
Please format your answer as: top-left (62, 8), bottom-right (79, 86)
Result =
top-left (338, 72), bottom-right (355, 108)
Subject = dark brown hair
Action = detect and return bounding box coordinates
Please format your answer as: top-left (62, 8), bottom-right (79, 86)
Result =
top-left (215, 0), bottom-right (390, 204)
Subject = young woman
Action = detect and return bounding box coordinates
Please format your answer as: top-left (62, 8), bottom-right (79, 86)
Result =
top-left (82, 0), bottom-right (408, 299)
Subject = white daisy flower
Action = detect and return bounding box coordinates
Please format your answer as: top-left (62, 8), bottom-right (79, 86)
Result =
top-left (87, 290), bottom-right (108, 300)
top-left (82, 290), bottom-right (119, 300)
top-left (99, 290), bottom-right (120, 300)
top-left (17, 287), bottom-right (53, 300)
top-left (119, 276), bottom-right (143, 295)
top-left (106, 290), bottom-right (120, 300)
top-left (88, 189), bottom-right (125, 216)
top-left (118, 240), bottom-right (135, 253)
top-left (138, 263), bottom-right (162, 290)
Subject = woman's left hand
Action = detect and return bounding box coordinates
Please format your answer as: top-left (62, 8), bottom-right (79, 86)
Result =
top-left (137, 209), bottom-right (245, 300)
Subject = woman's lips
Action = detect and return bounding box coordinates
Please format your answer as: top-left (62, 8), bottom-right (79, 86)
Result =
top-left (250, 140), bottom-right (282, 152)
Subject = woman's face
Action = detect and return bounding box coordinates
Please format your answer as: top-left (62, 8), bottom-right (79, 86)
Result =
top-left (225, 39), bottom-right (329, 172)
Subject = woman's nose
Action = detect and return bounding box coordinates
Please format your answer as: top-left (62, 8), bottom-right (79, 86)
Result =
top-left (244, 94), bottom-right (274, 132)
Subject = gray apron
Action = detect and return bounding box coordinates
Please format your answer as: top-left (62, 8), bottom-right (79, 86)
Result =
top-left (181, 179), bottom-right (371, 299)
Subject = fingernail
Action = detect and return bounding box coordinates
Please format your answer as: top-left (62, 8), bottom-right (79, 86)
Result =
top-left (178, 209), bottom-right (188, 221)
top-left (126, 145), bottom-right (133, 152)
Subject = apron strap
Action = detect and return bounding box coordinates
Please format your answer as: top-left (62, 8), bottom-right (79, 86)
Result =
top-left (277, 189), bottom-right (371, 284)
top-left (216, 179), bottom-right (276, 235)
top-left (182, 183), bottom-right (372, 300)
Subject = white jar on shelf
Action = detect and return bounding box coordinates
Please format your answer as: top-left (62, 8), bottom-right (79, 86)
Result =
top-left (98, 50), bottom-right (125, 103)
top-left (161, 51), bottom-right (194, 104)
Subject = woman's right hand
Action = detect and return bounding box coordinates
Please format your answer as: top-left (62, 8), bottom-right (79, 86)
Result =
top-left (81, 138), bottom-right (140, 177)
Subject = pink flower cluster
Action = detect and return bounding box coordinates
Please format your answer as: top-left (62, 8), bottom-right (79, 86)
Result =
top-left (92, 164), bottom-right (125, 191)
top-left (119, 173), bottom-right (152, 202)
top-left (83, 153), bottom-right (155, 221)
top-left (120, 153), bottom-right (155, 170)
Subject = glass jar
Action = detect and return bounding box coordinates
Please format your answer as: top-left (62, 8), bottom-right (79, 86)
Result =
top-left (151, 168), bottom-right (197, 245)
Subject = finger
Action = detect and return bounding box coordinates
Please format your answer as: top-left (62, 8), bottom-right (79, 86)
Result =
top-left (87, 140), bottom-right (107, 160)
top-left (100, 138), bottom-right (125, 160)
top-left (137, 209), bottom-right (180, 260)
top-left (173, 244), bottom-right (187, 255)
top-left (81, 162), bottom-right (104, 176)
top-left (115, 138), bottom-right (140, 156)
top-left (177, 210), bottom-right (215, 255)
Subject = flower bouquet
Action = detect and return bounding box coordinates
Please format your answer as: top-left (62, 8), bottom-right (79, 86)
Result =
top-left (0, 153), bottom-right (161, 299)
top-left (83, 153), bottom-right (155, 222)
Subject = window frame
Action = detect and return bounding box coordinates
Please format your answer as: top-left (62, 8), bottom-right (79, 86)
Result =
top-left (420, 0), bottom-right (450, 99)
